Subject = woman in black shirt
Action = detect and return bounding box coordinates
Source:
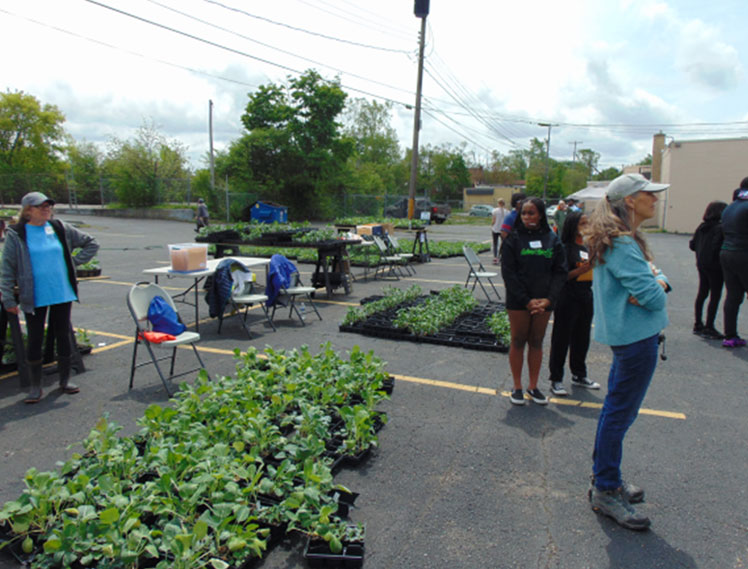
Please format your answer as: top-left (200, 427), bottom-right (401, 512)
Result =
top-left (501, 197), bottom-right (567, 406)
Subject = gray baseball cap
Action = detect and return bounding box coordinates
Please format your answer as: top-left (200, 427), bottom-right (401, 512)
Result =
top-left (21, 192), bottom-right (55, 207)
top-left (606, 173), bottom-right (669, 201)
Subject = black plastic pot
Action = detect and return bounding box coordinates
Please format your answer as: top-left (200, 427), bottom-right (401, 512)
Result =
top-left (304, 535), bottom-right (365, 568)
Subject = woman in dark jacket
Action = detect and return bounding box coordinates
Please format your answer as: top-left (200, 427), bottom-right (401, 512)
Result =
top-left (547, 211), bottom-right (600, 396)
top-left (689, 201), bottom-right (727, 339)
top-left (501, 197), bottom-right (567, 406)
top-left (0, 192), bottom-right (99, 404)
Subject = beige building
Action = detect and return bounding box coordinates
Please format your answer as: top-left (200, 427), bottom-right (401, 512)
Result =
top-left (653, 134), bottom-right (748, 233)
top-left (462, 185), bottom-right (519, 210)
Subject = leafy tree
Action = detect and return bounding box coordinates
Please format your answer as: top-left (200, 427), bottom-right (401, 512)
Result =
top-left (638, 154), bottom-right (652, 165)
top-left (0, 90), bottom-right (66, 201)
top-left (223, 70), bottom-right (353, 219)
top-left (65, 138), bottom-right (102, 204)
top-left (342, 98), bottom-right (401, 197)
top-left (576, 148), bottom-right (600, 178)
top-left (416, 143), bottom-right (471, 201)
top-left (595, 166), bottom-right (622, 181)
top-left (103, 120), bottom-right (190, 207)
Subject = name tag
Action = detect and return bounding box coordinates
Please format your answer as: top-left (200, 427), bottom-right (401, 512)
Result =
top-left (580, 251), bottom-right (589, 260)
top-left (45, 225), bottom-right (55, 236)
top-left (529, 240), bottom-right (542, 249)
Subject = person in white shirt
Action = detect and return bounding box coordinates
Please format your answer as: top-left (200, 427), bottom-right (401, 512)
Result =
top-left (490, 198), bottom-right (507, 264)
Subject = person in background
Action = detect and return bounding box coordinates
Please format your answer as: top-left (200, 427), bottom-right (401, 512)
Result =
top-left (719, 180), bottom-right (748, 348)
top-left (547, 211), bottom-right (600, 396)
top-left (0, 192), bottom-right (99, 404)
top-left (501, 197), bottom-right (567, 406)
top-left (499, 192), bottom-right (526, 242)
top-left (195, 198), bottom-right (209, 232)
top-left (585, 173), bottom-right (671, 530)
top-left (567, 198), bottom-right (582, 213)
top-left (553, 200), bottom-right (569, 234)
top-left (689, 201), bottom-right (727, 339)
top-left (490, 198), bottom-right (508, 265)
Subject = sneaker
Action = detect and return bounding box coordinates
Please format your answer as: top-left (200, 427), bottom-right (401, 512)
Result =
top-left (588, 477), bottom-right (644, 504)
top-left (550, 381), bottom-right (568, 396)
top-left (722, 336), bottom-right (746, 348)
top-left (692, 322), bottom-right (704, 335)
top-left (526, 388), bottom-right (548, 405)
top-left (589, 487), bottom-right (651, 530)
top-left (700, 327), bottom-right (724, 339)
top-left (571, 376), bottom-right (601, 389)
top-left (510, 389), bottom-right (526, 405)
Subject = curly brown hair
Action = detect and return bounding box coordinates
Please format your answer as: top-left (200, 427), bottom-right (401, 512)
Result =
top-left (584, 196), bottom-right (652, 265)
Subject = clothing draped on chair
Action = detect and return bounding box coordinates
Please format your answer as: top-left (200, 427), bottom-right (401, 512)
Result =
top-left (266, 254), bottom-right (296, 307)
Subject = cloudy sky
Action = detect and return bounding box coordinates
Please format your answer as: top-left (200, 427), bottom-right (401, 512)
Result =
top-left (2, 0), bottom-right (747, 172)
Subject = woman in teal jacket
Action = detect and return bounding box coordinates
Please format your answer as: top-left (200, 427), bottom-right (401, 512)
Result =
top-left (585, 173), bottom-right (671, 531)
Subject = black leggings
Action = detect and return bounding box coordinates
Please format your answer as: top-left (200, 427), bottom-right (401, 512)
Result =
top-left (548, 288), bottom-right (593, 381)
top-left (694, 267), bottom-right (723, 328)
top-left (24, 302), bottom-right (73, 362)
top-left (491, 231), bottom-right (501, 258)
top-left (721, 250), bottom-right (748, 338)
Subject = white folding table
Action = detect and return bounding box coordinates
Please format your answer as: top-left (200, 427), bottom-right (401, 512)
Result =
top-left (142, 257), bottom-right (270, 331)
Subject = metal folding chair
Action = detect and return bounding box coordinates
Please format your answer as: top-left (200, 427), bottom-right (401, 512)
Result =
top-left (271, 271), bottom-right (322, 326)
top-left (463, 246), bottom-right (502, 302)
top-left (372, 236), bottom-right (406, 279)
top-left (127, 282), bottom-right (211, 396)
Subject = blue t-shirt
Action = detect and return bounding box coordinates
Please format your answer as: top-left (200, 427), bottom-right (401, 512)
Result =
top-left (501, 210), bottom-right (518, 233)
top-left (25, 223), bottom-right (77, 307)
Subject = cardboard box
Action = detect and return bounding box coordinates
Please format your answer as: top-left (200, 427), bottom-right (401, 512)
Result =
top-left (169, 243), bottom-right (208, 272)
top-left (356, 224), bottom-right (383, 236)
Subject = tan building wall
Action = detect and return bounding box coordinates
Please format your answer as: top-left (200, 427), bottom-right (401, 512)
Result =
top-left (660, 138), bottom-right (748, 233)
top-left (462, 186), bottom-right (516, 210)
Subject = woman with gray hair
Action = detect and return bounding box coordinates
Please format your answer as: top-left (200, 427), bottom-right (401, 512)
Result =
top-left (585, 173), bottom-right (671, 530)
top-left (0, 192), bottom-right (99, 404)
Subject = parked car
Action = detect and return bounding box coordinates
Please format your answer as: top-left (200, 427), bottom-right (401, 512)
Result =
top-left (385, 198), bottom-right (451, 224)
top-left (469, 204), bottom-right (494, 217)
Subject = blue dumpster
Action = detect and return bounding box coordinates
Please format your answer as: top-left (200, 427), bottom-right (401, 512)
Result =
top-left (250, 201), bottom-right (288, 224)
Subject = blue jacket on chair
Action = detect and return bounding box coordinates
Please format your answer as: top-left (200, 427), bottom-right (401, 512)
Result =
top-left (206, 258), bottom-right (247, 318)
top-left (266, 254), bottom-right (296, 307)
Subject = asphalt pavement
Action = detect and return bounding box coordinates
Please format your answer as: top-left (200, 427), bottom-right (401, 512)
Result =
top-left (0, 215), bottom-right (746, 569)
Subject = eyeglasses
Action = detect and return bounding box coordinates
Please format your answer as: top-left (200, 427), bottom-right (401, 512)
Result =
top-left (33, 203), bottom-right (53, 209)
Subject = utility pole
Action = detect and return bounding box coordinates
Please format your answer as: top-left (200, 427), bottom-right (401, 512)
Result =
top-left (569, 140), bottom-right (583, 163)
top-left (538, 122), bottom-right (554, 201)
top-left (408, 0), bottom-right (429, 221)
top-left (209, 100), bottom-right (215, 194)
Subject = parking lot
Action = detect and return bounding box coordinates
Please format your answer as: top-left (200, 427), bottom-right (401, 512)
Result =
top-left (0, 214), bottom-right (746, 569)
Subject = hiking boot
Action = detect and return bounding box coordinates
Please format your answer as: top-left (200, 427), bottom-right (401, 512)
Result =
top-left (526, 388), bottom-right (548, 405)
top-left (550, 381), bottom-right (568, 396)
top-left (588, 476), bottom-right (644, 504)
top-left (700, 327), bottom-right (724, 340)
top-left (509, 389), bottom-right (526, 405)
top-left (589, 487), bottom-right (650, 530)
top-left (692, 322), bottom-right (704, 335)
top-left (722, 336), bottom-right (746, 348)
top-left (571, 376), bottom-right (601, 389)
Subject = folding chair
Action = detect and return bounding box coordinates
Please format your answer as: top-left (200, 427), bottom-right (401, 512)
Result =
top-left (386, 235), bottom-right (416, 276)
top-left (372, 236), bottom-right (406, 280)
top-left (214, 260), bottom-right (275, 338)
top-left (225, 280), bottom-right (276, 338)
top-left (463, 246), bottom-right (502, 302)
top-left (127, 282), bottom-right (211, 396)
top-left (271, 271), bottom-right (322, 326)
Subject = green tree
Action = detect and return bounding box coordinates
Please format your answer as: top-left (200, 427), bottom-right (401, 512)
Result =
top-left (224, 70), bottom-right (353, 219)
top-left (65, 138), bottom-right (102, 204)
top-left (0, 90), bottom-right (67, 201)
top-left (416, 144), bottom-right (471, 201)
top-left (342, 98), bottom-right (401, 199)
top-left (595, 166), bottom-right (622, 181)
top-left (576, 148), bottom-right (600, 179)
top-left (103, 120), bottom-right (190, 207)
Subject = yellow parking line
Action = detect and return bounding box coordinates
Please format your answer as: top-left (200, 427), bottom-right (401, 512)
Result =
top-left (5, 323), bottom-right (683, 420)
top-left (392, 374), bottom-right (685, 420)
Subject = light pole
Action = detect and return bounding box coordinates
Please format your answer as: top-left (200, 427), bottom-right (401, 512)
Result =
top-left (538, 122), bottom-right (553, 201)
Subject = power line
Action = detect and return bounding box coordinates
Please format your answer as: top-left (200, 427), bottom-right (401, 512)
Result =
top-left (143, 0), bottom-right (416, 98)
top-left (201, 0), bottom-right (411, 54)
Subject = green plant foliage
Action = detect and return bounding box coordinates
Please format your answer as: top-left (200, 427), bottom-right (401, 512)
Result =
top-left (485, 310), bottom-right (511, 345)
top-left (341, 285), bottom-right (422, 326)
top-left (0, 344), bottom-right (384, 567)
top-left (393, 286), bottom-right (478, 336)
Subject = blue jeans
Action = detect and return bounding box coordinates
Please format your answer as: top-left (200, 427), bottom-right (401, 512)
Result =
top-left (593, 334), bottom-right (659, 491)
